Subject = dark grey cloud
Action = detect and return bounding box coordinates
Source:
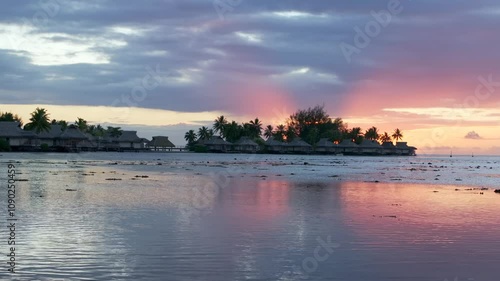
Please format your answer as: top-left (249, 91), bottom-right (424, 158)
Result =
top-left (1, 0), bottom-right (500, 124)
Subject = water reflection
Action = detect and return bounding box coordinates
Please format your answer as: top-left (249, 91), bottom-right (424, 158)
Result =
top-left (1, 162), bottom-right (500, 280)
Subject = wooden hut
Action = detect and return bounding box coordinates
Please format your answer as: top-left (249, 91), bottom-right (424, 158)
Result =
top-left (233, 136), bottom-right (259, 153)
top-left (287, 138), bottom-right (312, 154)
top-left (0, 122), bottom-right (37, 150)
top-left (358, 140), bottom-right (383, 155)
top-left (337, 139), bottom-right (359, 155)
top-left (148, 136), bottom-right (175, 151)
top-left (59, 125), bottom-right (91, 151)
top-left (315, 138), bottom-right (337, 154)
top-left (37, 124), bottom-right (63, 147)
top-left (264, 138), bottom-right (287, 153)
top-left (381, 142), bottom-right (396, 155)
top-left (116, 131), bottom-right (143, 151)
top-left (198, 136), bottom-right (230, 152)
top-left (396, 142), bottom-right (417, 156)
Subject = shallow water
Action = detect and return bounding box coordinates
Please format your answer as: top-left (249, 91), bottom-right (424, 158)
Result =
top-left (0, 153), bottom-right (499, 280)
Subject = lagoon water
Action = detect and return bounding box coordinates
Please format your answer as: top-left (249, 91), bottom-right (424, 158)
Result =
top-left (1, 152), bottom-right (500, 280)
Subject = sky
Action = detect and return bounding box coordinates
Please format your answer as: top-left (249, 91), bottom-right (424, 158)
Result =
top-left (1, 0), bottom-right (500, 154)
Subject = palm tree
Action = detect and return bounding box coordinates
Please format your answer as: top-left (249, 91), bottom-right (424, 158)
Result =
top-left (364, 126), bottom-right (380, 141)
top-left (106, 126), bottom-right (123, 137)
top-left (184, 130), bottom-right (197, 145)
top-left (249, 118), bottom-right (263, 137)
top-left (264, 125), bottom-right (274, 139)
top-left (274, 124), bottom-right (286, 141)
top-left (52, 119), bottom-right (68, 130)
top-left (25, 107), bottom-right (51, 133)
top-left (0, 112), bottom-right (23, 127)
top-left (223, 121), bottom-right (241, 142)
top-left (347, 127), bottom-right (362, 141)
top-left (392, 129), bottom-right (403, 142)
top-left (75, 118), bottom-right (88, 133)
top-left (213, 115), bottom-right (228, 137)
top-left (380, 132), bottom-right (392, 143)
top-left (198, 126), bottom-right (211, 140)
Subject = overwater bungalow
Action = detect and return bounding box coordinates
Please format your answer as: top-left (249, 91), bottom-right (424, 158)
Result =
top-left (395, 142), bottom-right (417, 156)
top-left (37, 124), bottom-right (64, 147)
top-left (381, 142), bottom-right (396, 155)
top-left (148, 136), bottom-right (176, 151)
top-left (264, 138), bottom-right (287, 153)
top-left (0, 121), bottom-right (38, 150)
top-left (337, 139), bottom-right (359, 155)
top-left (358, 140), bottom-right (383, 155)
top-left (287, 138), bottom-right (313, 154)
top-left (233, 136), bottom-right (259, 153)
top-left (115, 131), bottom-right (143, 151)
top-left (59, 125), bottom-right (92, 151)
top-left (315, 138), bottom-right (337, 154)
top-left (198, 136), bottom-right (230, 152)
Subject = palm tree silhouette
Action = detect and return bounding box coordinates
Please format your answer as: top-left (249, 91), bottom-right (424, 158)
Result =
top-left (184, 130), bottom-right (197, 145)
top-left (198, 126), bottom-right (211, 140)
top-left (213, 115), bottom-right (228, 137)
top-left (364, 126), bottom-right (380, 141)
top-left (25, 107), bottom-right (51, 133)
top-left (75, 118), bottom-right (88, 133)
top-left (264, 125), bottom-right (274, 139)
top-left (392, 129), bottom-right (403, 141)
top-left (249, 118), bottom-right (263, 137)
top-left (379, 132), bottom-right (392, 143)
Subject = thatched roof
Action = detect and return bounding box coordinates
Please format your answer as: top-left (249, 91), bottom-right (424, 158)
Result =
top-left (234, 136), bottom-right (258, 146)
top-left (316, 138), bottom-right (337, 148)
top-left (395, 142), bottom-right (410, 149)
top-left (0, 122), bottom-right (36, 138)
top-left (381, 142), bottom-right (396, 149)
top-left (149, 136), bottom-right (175, 147)
top-left (59, 127), bottom-right (89, 140)
top-left (359, 139), bottom-right (381, 148)
top-left (288, 138), bottom-right (312, 147)
top-left (37, 125), bottom-right (63, 139)
top-left (265, 138), bottom-right (287, 146)
top-left (200, 136), bottom-right (231, 146)
top-left (337, 139), bottom-right (358, 147)
top-left (117, 131), bottom-right (142, 143)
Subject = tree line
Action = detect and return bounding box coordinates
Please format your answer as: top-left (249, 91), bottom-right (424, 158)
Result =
top-left (0, 108), bottom-right (123, 137)
top-left (185, 105), bottom-right (403, 146)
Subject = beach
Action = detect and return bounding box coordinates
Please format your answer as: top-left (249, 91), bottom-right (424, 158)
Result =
top-left (1, 152), bottom-right (499, 280)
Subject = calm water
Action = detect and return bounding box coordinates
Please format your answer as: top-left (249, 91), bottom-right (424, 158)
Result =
top-left (0, 153), bottom-right (499, 280)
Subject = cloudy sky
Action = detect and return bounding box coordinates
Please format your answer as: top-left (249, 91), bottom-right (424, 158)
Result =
top-left (1, 0), bottom-right (500, 154)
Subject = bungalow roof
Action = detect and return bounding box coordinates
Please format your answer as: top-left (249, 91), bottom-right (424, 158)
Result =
top-left (235, 136), bottom-right (258, 146)
top-left (359, 139), bottom-right (382, 148)
top-left (337, 139), bottom-right (358, 147)
top-left (288, 138), bottom-right (312, 147)
top-left (200, 136), bottom-right (231, 146)
top-left (316, 138), bottom-right (337, 147)
top-left (117, 131), bottom-right (142, 143)
top-left (265, 138), bottom-right (287, 146)
top-left (0, 122), bottom-right (36, 138)
top-left (59, 127), bottom-right (89, 140)
top-left (37, 125), bottom-right (63, 139)
top-left (149, 136), bottom-right (175, 147)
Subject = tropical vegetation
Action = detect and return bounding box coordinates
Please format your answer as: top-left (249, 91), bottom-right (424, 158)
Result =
top-left (185, 105), bottom-right (405, 147)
